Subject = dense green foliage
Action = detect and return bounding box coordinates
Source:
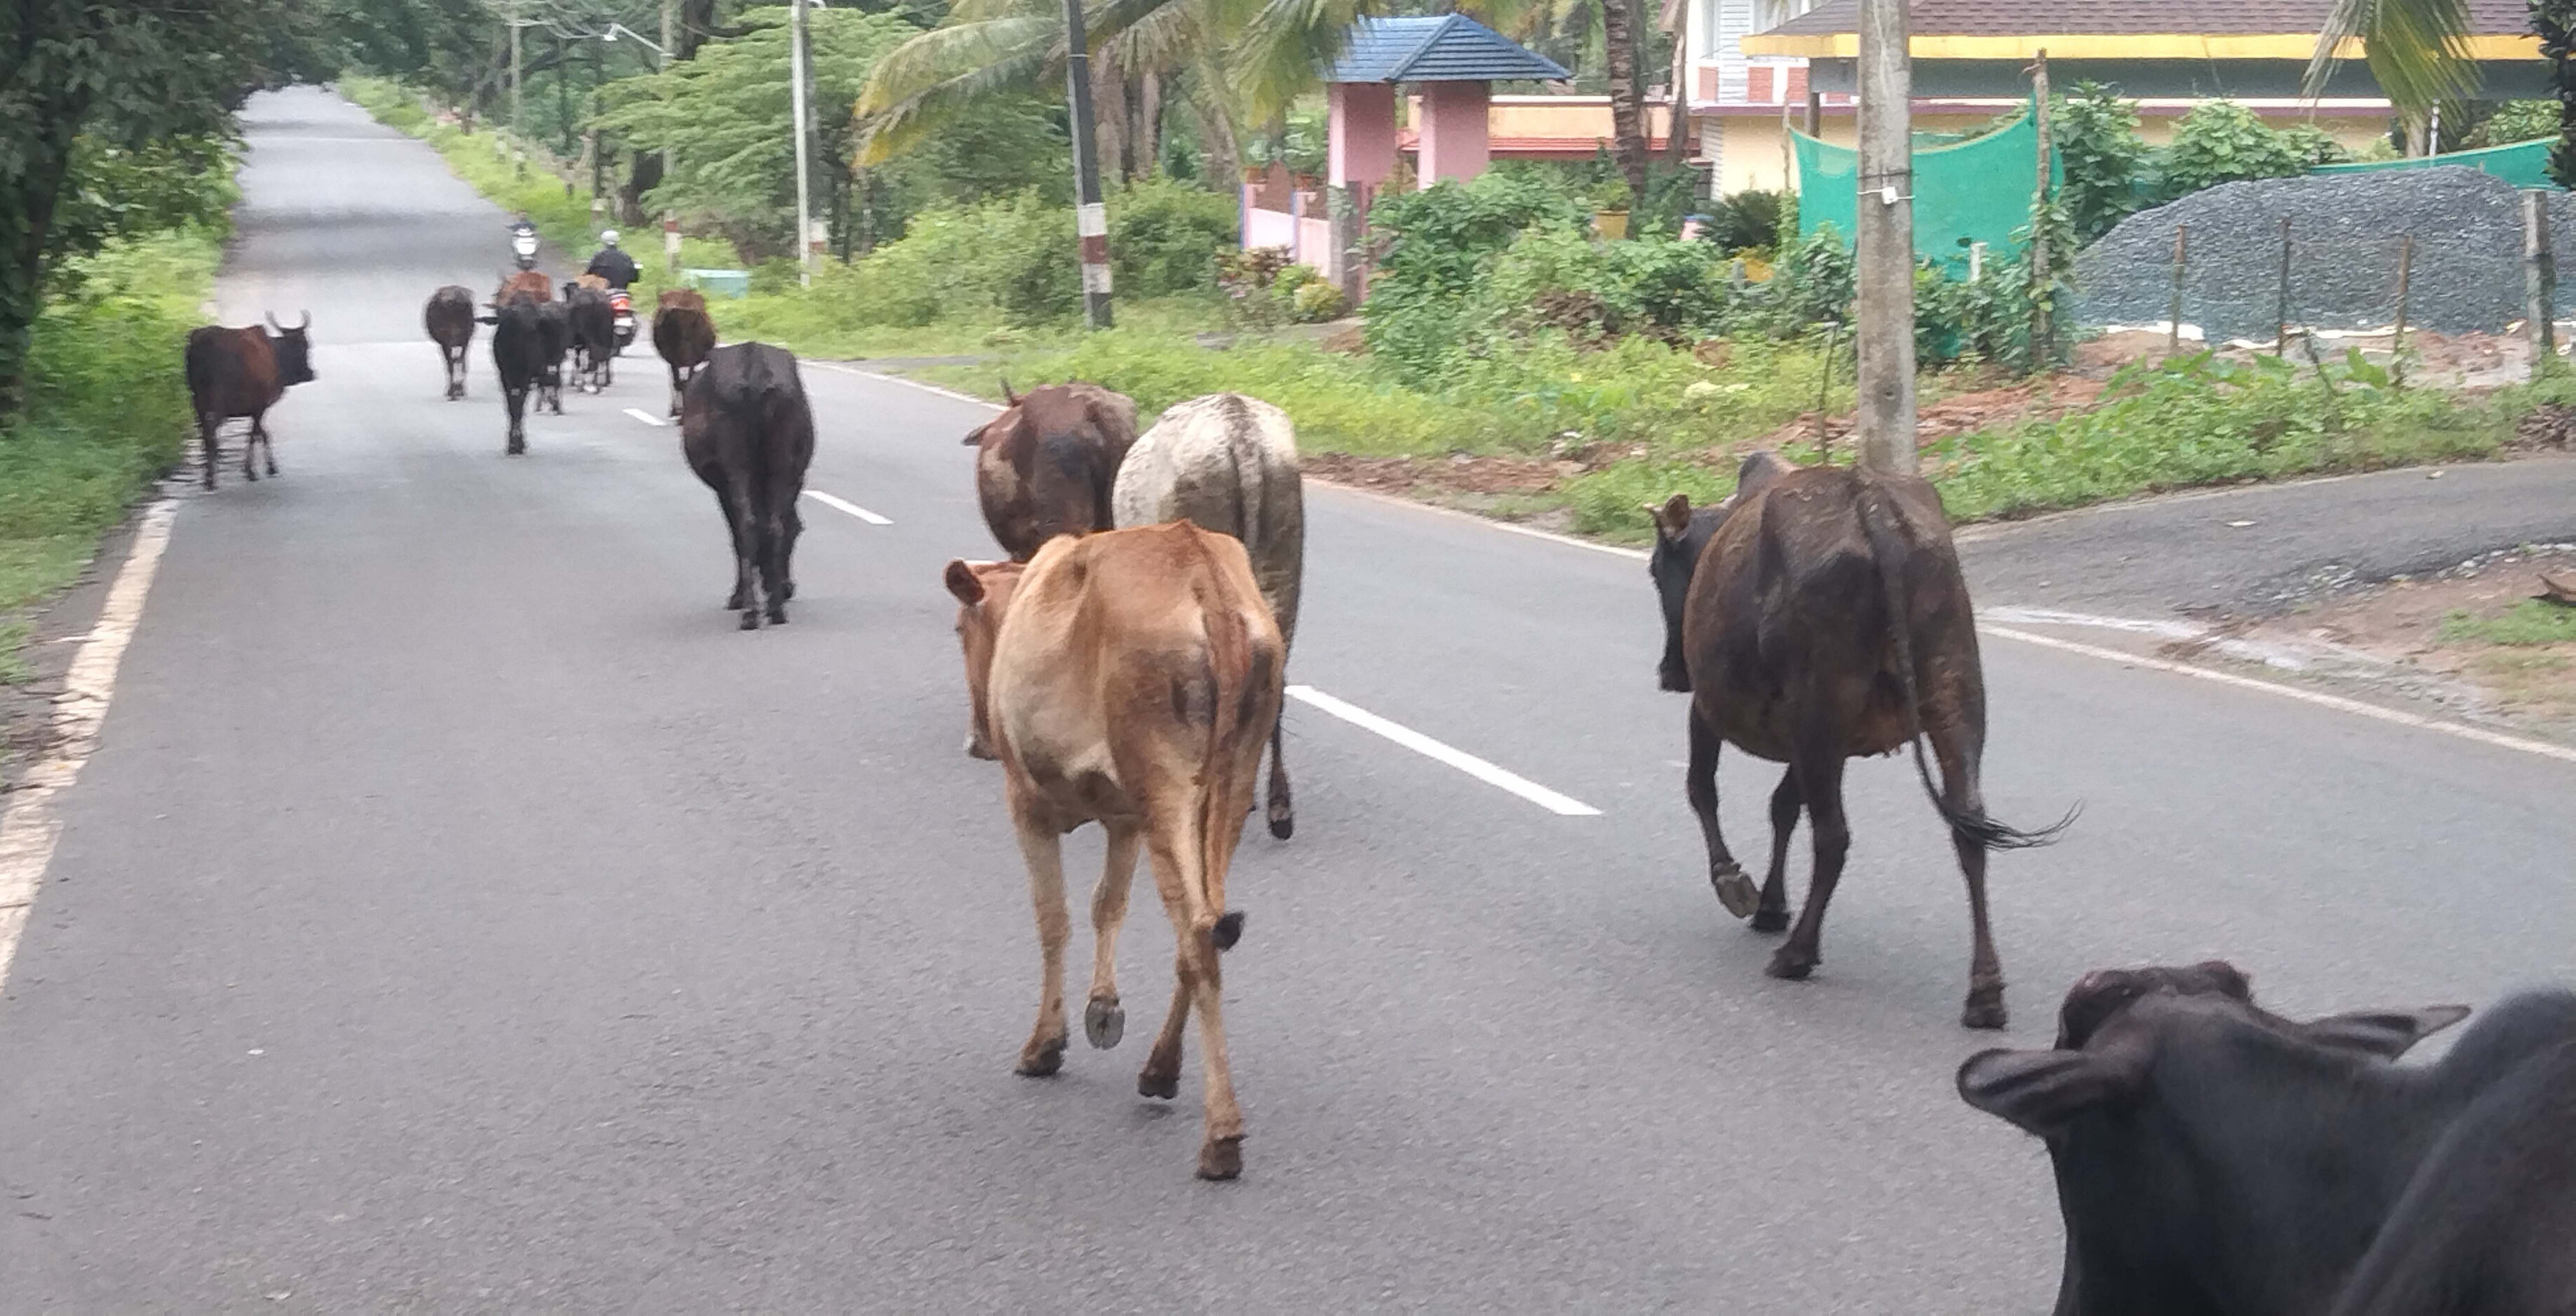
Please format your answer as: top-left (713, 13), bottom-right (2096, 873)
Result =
top-left (2, 232), bottom-right (216, 677)
top-left (2157, 102), bottom-right (2352, 200)
top-left (2052, 84), bottom-right (2151, 243)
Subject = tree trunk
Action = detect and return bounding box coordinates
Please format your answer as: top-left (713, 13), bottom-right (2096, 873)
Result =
top-left (0, 97), bottom-right (83, 420)
top-left (1093, 52), bottom-right (1131, 186)
top-left (1186, 60), bottom-right (1242, 185)
top-left (1601, 0), bottom-right (1649, 209)
top-left (1662, 0), bottom-right (1693, 167)
top-left (1137, 73), bottom-right (1164, 179)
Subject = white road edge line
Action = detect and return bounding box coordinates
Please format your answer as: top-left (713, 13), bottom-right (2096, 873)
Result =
top-left (1981, 624), bottom-right (2576, 765)
top-left (1286, 684), bottom-right (1602, 816)
top-left (804, 360), bottom-right (1004, 412)
top-left (806, 490), bottom-right (893, 525)
top-left (0, 498), bottom-right (178, 995)
top-left (623, 407), bottom-right (665, 427)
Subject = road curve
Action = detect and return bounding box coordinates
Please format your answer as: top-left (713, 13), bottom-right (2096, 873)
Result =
top-left (3, 88), bottom-right (2573, 1312)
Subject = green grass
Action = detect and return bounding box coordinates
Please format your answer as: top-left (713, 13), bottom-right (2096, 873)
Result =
top-left (1, 230), bottom-right (216, 679)
top-left (2442, 600), bottom-right (2576, 646)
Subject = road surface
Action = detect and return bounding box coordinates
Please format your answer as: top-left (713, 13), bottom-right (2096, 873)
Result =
top-left (4, 88), bottom-right (2573, 1312)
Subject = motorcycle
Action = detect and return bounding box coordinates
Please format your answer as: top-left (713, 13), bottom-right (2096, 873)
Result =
top-left (510, 221), bottom-right (538, 271)
top-left (608, 288), bottom-right (636, 357)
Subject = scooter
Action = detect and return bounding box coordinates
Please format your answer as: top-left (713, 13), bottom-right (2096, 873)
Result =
top-left (510, 221), bottom-right (538, 271)
top-left (608, 288), bottom-right (636, 357)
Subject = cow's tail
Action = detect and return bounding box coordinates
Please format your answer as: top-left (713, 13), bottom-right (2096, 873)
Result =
top-left (1855, 481), bottom-right (2071, 852)
top-left (1190, 537), bottom-right (1274, 954)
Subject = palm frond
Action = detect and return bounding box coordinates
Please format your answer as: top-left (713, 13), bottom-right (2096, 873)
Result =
top-left (856, 15), bottom-right (1064, 163)
top-left (2305, 0), bottom-right (2480, 120)
top-left (1231, 0), bottom-right (1380, 121)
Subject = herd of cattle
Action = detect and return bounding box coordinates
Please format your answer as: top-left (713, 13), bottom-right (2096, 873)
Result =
top-left (175, 286), bottom-right (2576, 1304)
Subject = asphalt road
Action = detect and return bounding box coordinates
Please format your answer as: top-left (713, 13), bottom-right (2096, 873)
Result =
top-left (3, 87), bottom-right (2573, 1313)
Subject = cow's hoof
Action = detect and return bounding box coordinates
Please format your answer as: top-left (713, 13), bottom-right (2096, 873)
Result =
top-left (965, 736), bottom-right (997, 761)
top-left (243, 469), bottom-right (258, 483)
top-left (1710, 864), bottom-right (1759, 919)
top-left (506, 443), bottom-right (525, 456)
top-left (1138, 1064), bottom-right (1179, 1100)
top-left (1197, 1137), bottom-right (1244, 1182)
top-left (1267, 809), bottom-right (1293, 841)
top-left (1962, 983), bottom-right (2008, 1031)
top-left (1750, 906), bottom-right (1791, 934)
top-left (1765, 946), bottom-right (1817, 981)
top-left (1084, 997), bottom-right (1124, 1049)
top-left (780, 580), bottom-right (795, 601)
top-left (737, 611), bottom-right (760, 631)
top-left (1016, 1035), bottom-right (1066, 1077)
top-left (765, 606), bottom-right (787, 625)
top-left (725, 590), bottom-right (748, 611)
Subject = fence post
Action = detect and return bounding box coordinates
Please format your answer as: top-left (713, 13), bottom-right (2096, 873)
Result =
top-left (1814, 322), bottom-right (1839, 464)
top-left (2391, 233), bottom-right (2413, 387)
top-left (2166, 223), bottom-right (2187, 356)
top-left (2275, 216), bottom-right (2293, 357)
top-left (2526, 189), bottom-right (2556, 376)
top-left (2027, 50), bottom-right (2052, 363)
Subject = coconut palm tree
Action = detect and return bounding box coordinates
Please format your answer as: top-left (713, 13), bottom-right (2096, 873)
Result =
top-left (2306, 0), bottom-right (2482, 151)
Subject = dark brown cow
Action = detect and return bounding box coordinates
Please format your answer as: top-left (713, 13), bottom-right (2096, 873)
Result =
top-left (653, 289), bottom-right (715, 418)
top-left (425, 286), bottom-right (475, 400)
top-left (183, 315), bottom-right (315, 491)
top-left (1652, 452), bottom-right (2070, 1028)
top-left (562, 282), bottom-right (613, 393)
top-left (964, 382), bottom-right (1137, 562)
top-left (683, 343), bottom-right (814, 630)
top-left (943, 522), bottom-right (1286, 1180)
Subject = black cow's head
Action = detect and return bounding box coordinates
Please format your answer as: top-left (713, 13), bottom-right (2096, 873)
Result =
top-left (1957, 962), bottom-right (2472, 1316)
top-left (264, 312), bottom-right (315, 386)
top-left (1646, 450), bottom-right (1793, 692)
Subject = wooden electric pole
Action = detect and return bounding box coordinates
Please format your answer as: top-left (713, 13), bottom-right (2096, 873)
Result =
top-left (1853, 0), bottom-right (1917, 473)
top-left (508, 3), bottom-right (523, 139)
top-left (1062, 0), bottom-right (1114, 327)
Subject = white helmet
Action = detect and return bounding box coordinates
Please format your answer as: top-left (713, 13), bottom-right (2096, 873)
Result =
top-left (600, 230), bottom-right (621, 247)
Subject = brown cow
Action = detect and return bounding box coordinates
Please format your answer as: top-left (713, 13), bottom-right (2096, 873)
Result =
top-left (1651, 452), bottom-right (2071, 1029)
top-left (653, 288), bottom-right (716, 418)
top-left (943, 522), bottom-right (1285, 1180)
top-left (964, 382), bottom-right (1137, 563)
top-left (184, 315), bottom-right (315, 491)
top-left (425, 286), bottom-right (475, 400)
top-left (495, 270), bottom-right (552, 306)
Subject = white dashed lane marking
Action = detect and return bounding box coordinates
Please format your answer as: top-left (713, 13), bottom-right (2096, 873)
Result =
top-left (805, 491), bottom-right (892, 525)
top-left (1287, 685), bottom-right (1601, 817)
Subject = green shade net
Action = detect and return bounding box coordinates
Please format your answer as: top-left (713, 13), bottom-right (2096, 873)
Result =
top-left (2309, 137), bottom-right (2555, 188)
top-left (1792, 97), bottom-right (2058, 270)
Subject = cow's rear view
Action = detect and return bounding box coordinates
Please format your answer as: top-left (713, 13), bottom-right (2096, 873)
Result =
top-left (682, 343), bottom-right (814, 630)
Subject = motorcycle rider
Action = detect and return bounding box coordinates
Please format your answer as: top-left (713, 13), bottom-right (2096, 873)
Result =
top-left (584, 230), bottom-right (639, 291)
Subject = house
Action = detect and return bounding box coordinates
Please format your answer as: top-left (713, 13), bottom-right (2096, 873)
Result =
top-left (1683, 0), bottom-right (2551, 195)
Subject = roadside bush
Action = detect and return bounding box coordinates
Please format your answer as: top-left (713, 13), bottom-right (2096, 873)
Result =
top-left (1697, 189), bottom-right (1784, 253)
top-left (2054, 82), bottom-right (2151, 243)
top-left (1363, 171), bottom-right (1589, 378)
top-left (2155, 102), bottom-right (2351, 202)
top-left (1111, 179), bottom-right (1239, 299)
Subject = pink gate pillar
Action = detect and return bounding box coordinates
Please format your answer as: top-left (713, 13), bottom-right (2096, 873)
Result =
top-left (1416, 81), bottom-right (1491, 187)
top-left (1328, 82), bottom-right (1398, 188)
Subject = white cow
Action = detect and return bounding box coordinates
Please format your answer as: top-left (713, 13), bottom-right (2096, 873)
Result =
top-left (1113, 392), bottom-right (1305, 839)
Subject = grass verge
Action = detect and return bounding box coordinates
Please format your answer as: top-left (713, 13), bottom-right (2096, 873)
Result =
top-left (0, 230), bottom-right (216, 680)
top-left (2443, 600), bottom-right (2576, 646)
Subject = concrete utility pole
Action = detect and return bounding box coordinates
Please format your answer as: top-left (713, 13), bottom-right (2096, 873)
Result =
top-left (790, 0), bottom-right (814, 286)
top-left (662, 0), bottom-right (676, 68)
top-left (1852, 0), bottom-right (1917, 474)
top-left (1062, 0), bottom-right (1114, 327)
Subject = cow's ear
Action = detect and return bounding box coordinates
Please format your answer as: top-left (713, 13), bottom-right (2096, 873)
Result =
top-left (1958, 1047), bottom-right (2141, 1136)
top-left (2300, 1006), bottom-right (2472, 1059)
top-left (943, 560), bottom-right (986, 605)
top-left (1649, 494), bottom-right (1693, 541)
top-left (961, 423), bottom-right (988, 448)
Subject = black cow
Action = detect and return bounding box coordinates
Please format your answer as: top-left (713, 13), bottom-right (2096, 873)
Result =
top-left (1651, 451), bottom-right (2070, 1028)
top-left (534, 300), bottom-right (571, 415)
top-left (682, 343), bottom-right (814, 630)
top-left (491, 299), bottom-right (545, 455)
top-left (183, 314), bottom-right (316, 491)
top-left (563, 282), bottom-right (613, 393)
top-left (425, 286), bottom-right (475, 400)
top-left (1960, 962), bottom-right (2576, 1316)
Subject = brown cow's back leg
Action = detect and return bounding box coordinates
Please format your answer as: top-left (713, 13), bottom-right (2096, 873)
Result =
top-left (1085, 822), bottom-right (1142, 1049)
top-left (1264, 718), bottom-right (1293, 840)
top-left (1139, 828), bottom-right (1245, 1179)
top-left (1754, 767), bottom-right (1801, 933)
top-left (1767, 739), bottom-right (1849, 982)
top-left (242, 414), bottom-right (262, 482)
top-left (1011, 816), bottom-right (1073, 1077)
top-left (1687, 706), bottom-right (1756, 919)
top-left (255, 414), bottom-right (277, 478)
top-left (197, 413), bottom-right (220, 490)
top-left (1931, 727), bottom-right (2008, 1029)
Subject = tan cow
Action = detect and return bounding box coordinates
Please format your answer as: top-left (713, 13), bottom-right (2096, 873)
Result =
top-left (943, 522), bottom-right (1286, 1180)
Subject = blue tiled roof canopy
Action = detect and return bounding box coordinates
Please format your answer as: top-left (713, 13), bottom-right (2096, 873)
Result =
top-left (1324, 15), bottom-right (1572, 83)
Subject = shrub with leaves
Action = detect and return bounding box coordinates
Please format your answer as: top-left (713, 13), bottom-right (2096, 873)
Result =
top-left (1109, 179), bottom-right (1239, 299)
top-left (2155, 103), bottom-right (2351, 202)
top-left (1698, 189), bottom-right (1785, 253)
top-left (2053, 83), bottom-right (2150, 243)
top-left (1361, 172), bottom-right (1589, 380)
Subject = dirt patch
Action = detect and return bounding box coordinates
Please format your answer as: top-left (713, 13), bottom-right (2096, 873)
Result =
top-left (1756, 372), bottom-right (2108, 455)
top-left (2241, 546), bottom-right (2576, 740)
top-left (1304, 452), bottom-right (1578, 498)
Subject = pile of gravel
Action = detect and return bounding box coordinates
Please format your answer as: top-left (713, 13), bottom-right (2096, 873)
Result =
top-left (2072, 167), bottom-right (2576, 343)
